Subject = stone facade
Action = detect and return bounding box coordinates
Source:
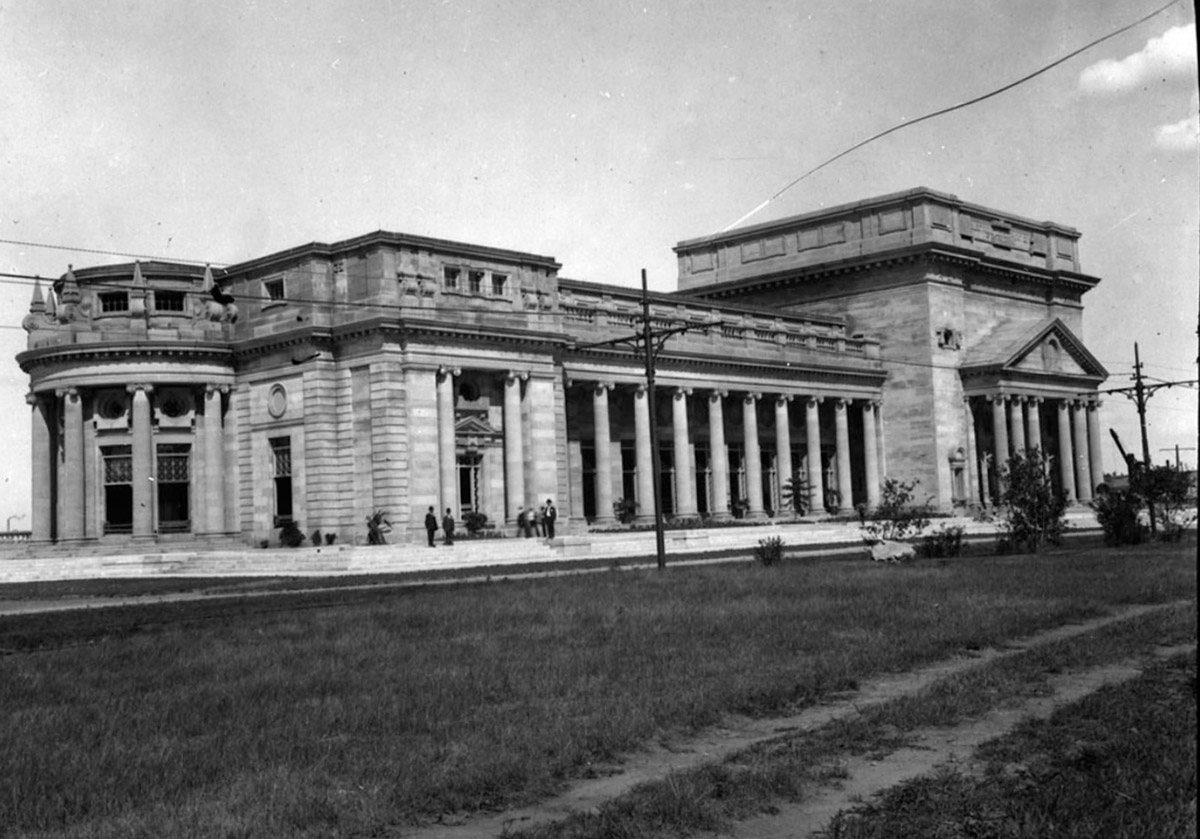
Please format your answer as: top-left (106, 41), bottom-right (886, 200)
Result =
top-left (17, 187), bottom-right (1109, 548)
top-left (675, 187), bottom-right (1108, 509)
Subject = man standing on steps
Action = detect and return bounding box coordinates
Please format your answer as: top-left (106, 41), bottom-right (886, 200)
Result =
top-left (544, 498), bottom-right (557, 540)
top-left (424, 506), bottom-right (438, 547)
top-left (442, 508), bottom-right (456, 546)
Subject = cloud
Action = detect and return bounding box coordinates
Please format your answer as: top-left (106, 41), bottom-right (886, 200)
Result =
top-left (1155, 113), bottom-right (1199, 151)
top-left (1078, 23), bottom-right (1196, 95)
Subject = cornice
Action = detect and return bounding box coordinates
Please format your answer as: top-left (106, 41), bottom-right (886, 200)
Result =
top-left (17, 341), bottom-right (235, 373)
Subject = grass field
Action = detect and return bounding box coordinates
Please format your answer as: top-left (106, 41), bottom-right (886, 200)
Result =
top-left (819, 650), bottom-right (1197, 839)
top-left (0, 541), bottom-right (1194, 838)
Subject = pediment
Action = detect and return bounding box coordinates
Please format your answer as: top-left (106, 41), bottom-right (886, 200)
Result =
top-left (963, 318), bottom-right (1107, 379)
top-left (455, 413), bottom-right (500, 436)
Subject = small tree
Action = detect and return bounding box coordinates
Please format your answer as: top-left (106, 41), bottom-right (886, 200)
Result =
top-left (862, 477), bottom-right (931, 542)
top-left (780, 472), bottom-right (812, 518)
top-left (366, 510), bottom-right (391, 545)
top-left (1132, 464), bottom-right (1196, 542)
top-left (463, 510), bottom-right (489, 534)
top-left (278, 519), bottom-right (306, 548)
top-left (998, 449), bottom-right (1066, 553)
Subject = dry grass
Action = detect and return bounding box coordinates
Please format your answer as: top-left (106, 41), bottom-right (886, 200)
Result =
top-left (0, 541), bottom-right (1194, 838)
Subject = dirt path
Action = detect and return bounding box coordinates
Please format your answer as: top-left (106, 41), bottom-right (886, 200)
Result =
top-left (398, 601), bottom-right (1191, 839)
top-left (723, 641), bottom-right (1195, 839)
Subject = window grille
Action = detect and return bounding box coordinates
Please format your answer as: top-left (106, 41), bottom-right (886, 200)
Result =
top-left (99, 292), bottom-right (129, 313)
top-left (154, 290), bottom-right (186, 311)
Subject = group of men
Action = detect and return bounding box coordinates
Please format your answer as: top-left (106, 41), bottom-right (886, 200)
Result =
top-left (424, 499), bottom-right (557, 547)
top-left (516, 500), bottom-right (557, 539)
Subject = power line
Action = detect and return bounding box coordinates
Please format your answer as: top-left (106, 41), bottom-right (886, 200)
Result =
top-left (0, 237), bottom-right (224, 267)
top-left (719, 0), bottom-right (1181, 232)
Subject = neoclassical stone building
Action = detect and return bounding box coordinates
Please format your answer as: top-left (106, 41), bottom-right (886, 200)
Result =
top-left (18, 187), bottom-right (1107, 547)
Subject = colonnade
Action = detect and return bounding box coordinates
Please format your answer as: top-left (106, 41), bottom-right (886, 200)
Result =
top-left (582, 384), bottom-right (883, 522)
top-left (964, 394), bottom-right (1103, 506)
top-left (26, 383), bottom-right (235, 542)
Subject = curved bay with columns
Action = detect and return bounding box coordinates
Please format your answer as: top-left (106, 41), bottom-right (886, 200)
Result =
top-left (560, 368), bottom-right (885, 523)
top-left (962, 390), bottom-right (1105, 507)
top-left (20, 348), bottom-right (238, 544)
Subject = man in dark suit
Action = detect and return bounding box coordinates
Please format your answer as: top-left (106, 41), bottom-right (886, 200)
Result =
top-left (544, 499), bottom-right (557, 539)
top-left (442, 508), bottom-right (456, 546)
top-left (424, 506), bottom-right (438, 547)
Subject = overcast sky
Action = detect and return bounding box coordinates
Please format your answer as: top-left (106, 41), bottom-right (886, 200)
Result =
top-left (1, 0), bottom-right (1196, 525)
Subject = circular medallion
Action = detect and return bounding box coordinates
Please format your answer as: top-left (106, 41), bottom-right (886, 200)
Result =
top-left (98, 393), bottom-right (127, 420)
top-left (267, 384), bottom-right (288, 419)
top-left (160, 394), bottom-right (186, 418)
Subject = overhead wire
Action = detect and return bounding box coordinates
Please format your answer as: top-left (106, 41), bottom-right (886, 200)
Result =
top-left (717, 0), bottom-right (1182, 233)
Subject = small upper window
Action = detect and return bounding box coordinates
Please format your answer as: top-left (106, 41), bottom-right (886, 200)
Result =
top-left (263, 278), bottom-right (285, 302)
top-left (99, 292), bottom-right (129, 313)
top-left (154, 290), bottom-right (186, 312)
top-left (443, 267), bottom-right (461, 290)
top-left (491, 273), bottom-right (507, 295)
top-left (468, 270), bottom-right (485, 294)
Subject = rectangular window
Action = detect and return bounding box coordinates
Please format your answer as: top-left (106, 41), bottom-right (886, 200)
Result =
top-left (263, 277), bottom-right (285, 302)
top-left (443, 266), bottom-right (461, 290)
top-left (491, 273), bottom-right (507, 295)
top-left (154, 290), bottom-right (186, 312)
top-left (270, 436), bottom-right (293, 524)
top-left (156, 443), bottom-right (191, 533)
top-left (102, 445), bottom-right (133, 534)
top-left (468, 270), bottom-right (485, 294)
top-left (99, 292), bottom-right (129, 313)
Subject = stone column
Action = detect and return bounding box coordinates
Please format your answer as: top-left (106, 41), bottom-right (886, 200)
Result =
top-left (1057, 399), bottom-right (1077, 503)
top-left (633, 384), bottom-right (656, 521)
top-left (223, 386), bottom-right (239, 534)
top-left (673, 387), bottom-right (697, 516)
top-left (708, 390), bottom-right (730, 520)
top-left (28, 393), bottom-right (53, 542)
top-left (805, 397), bottom-right (824, 514)
top-left (1026, 397), bottom-right (1043, 455)
top-left (57, 388), bottom-right (86, 540)
top-left (774, 395), bottom-right (794, 507)
top-left (862, 400), bottom-right (880, 510)
top-left (991, 396), bottom-right (1009, 489)
top-left (834, 398), bottom-right (854, 513)
top-left (203, 385), bottom-right (226, 535)
top-left (503, 372), bottom-right (525, 523)
top-left (980, 454), bottom-right (992, 508)
top-left (437, 366), bottom-right (459, 517)
top-left (1087, 400), bottom-right (1105, 491)
top-left (742, 393), bottom-right (764, 518)
top-left (129, 384), bottom-right (154, 538)
top-left (593, 382), bottom-right (615, 523)
top-left (1009, 396), bottom-right (1026, 455)
top-left (964, 398), bottom-right (982, 506)
top-left (1072, 401), bottom-right (1093, 503)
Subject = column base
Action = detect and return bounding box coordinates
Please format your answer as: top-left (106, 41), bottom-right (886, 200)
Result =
top-left (707, 511), bottom-right (733, 522)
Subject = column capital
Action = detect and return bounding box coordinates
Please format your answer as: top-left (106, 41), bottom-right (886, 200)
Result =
top-left (674, 386), bottom-right (692, 399)
top-left (742, 391), bottom-right (760, 403)
top-left (126, 383), bottom-right (154, 395)
top-left (1026, 395), bottom-right (1043, 405)
top-left (987, 393), bottom-right (1008, 404)
top-left (1087, 398), bottom-right (1102, 410)
top-left (55, 386), bottom-right (81, 401)
top-left (205, 382), bottom-right (231, 396)
top-left (594, 380), bottom-right (614, 394)
top-left (833, 397), bottom-right (850, 409)
top-left (806, 396), bottom-right (823, 408)
top-left (25, 391), bottom-right (42, 407)
top-left (504, 370), bottom-right (529, 384)
top-left (774, 393), bottom-right (793, 406)
top-left (437, 365), bottom-right (461, 379)
top-left (708, 389), bottom-right (727, 401)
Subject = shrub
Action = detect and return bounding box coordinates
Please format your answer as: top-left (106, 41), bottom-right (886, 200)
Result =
top-left (921, 524), bottom-right (965, 558)
top-left (862, 478), bottom-right (932, 542)
top-left (278, 520), bottom-right (306, 548)
top-left (613, 497), bottom-right (638, 524)
top-left (754, 535), bottom-right (784, 566)
top-left (998, 449), bottom-right (1066, 553)
top-left (366, 510), bottom-right (391, 545)
top-left (310, 528), bottom-right (322, 546)
top-left (463, 511), bottom-right (489, 534)
top-left (324, 532), bottom-right (338, 546)
top-left (1091, 486), bottom-right (1145, 546)
top-left (1133, 464), bottom-right (1197, 542)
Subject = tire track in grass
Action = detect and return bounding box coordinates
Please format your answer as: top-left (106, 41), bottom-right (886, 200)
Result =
top-left (398, 600), bottom-right (1192, 839)
top-left (727, 642), bottom-right (1194, 839)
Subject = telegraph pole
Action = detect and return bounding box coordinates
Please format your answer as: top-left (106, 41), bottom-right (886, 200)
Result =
top-left (575, 270), bottom-right (708, 570)
top-left (1095, 342), bottom-right (1199, 535)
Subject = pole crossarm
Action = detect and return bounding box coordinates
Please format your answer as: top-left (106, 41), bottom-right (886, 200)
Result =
top-left (573, 322), bottom-right (710, 356)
